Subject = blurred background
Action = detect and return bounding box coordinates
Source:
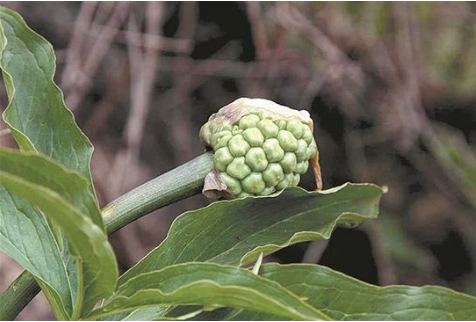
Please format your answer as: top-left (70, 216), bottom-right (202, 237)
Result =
top-left (0, 2), bottom-right (475, 320)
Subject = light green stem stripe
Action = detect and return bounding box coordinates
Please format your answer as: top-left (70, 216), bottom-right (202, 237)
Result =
top-left (0, 152), bottom-right (214, 321)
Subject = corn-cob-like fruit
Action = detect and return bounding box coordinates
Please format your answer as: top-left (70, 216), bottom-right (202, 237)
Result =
top-left (200, 98), bottom-right (321, 198)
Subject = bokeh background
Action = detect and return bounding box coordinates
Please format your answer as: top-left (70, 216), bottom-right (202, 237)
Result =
top-left (1, 2), bottom-right (475, 320)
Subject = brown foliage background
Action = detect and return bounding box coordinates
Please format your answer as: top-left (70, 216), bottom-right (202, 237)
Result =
top-left (1, 2), bottom-right (475, 320)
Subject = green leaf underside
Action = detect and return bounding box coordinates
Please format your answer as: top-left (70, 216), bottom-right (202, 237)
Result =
top-left (0, 6), bottom-right (111, 318)
top-left (0, 151), bottom-right (118, 315)
top-left (0, 149), bottom-right (102, 227)
top-left (87, 263), bottom-right (329, 321)
top-left (0, 7), bottom-right (94, 184)
top-left (0, 185), bottom-right (72, 320)
top-left (0, 7), bottom-right (102, 229)
top-left (120, 183), bottom-right (385, 285)
top-left (210, 264), bottom-right (476, 321)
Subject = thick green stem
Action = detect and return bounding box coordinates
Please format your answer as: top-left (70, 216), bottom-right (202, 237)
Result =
top-left (0, 271), bottom-right (40, 321)
top-left (0, 152), bottom-right (214, 321)
top-left (103, 152), bottom-right (214, 234)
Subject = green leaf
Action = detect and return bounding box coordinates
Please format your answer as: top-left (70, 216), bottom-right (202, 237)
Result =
top-left (0, 149), bottom-right (118, 316)
top-left (0, 149), bottom-right (102, 226)
top-left (120, 307), bottom-right (171, 321)
top-left (120, 183), bottom-right (385, 284)
top-left (0, 6), bottom-right (109, 318)
top-left (0, 186), bottom-right (73, 320)
top-left (87, 263), bottom-right (329, 321)
top-left (221, 263), bottom-right (476, 320)
top-left (0, 6), bottom-right (102, 230)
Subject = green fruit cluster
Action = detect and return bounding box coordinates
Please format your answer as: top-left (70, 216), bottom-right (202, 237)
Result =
top-left (210, 112), bottom-right (317, 197)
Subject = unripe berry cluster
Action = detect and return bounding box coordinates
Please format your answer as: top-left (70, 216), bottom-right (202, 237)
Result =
top-left (210, 111), bottom-right (317, 197)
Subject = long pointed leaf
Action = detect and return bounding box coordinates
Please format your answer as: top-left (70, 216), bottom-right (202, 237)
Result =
top-left (120, 183), bottom-right (385, 284)
top-left (0, 6), bottom-right (102, 229)
top-left (0, 150), bottom-right (118, 315)
top-left (223, 263), bottom-right (476, 320)
top-left (0, 6), bottom-right (110, 318)
top-left (0, 186), bottom-right (72, 319)
top-left (87, 263), bottom-right (329, 321)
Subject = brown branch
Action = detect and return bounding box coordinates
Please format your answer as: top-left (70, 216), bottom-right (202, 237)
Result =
top-left (89, 23), bottom-right (192, 54)
top-left (61, 2), bottom-right (97, 92)
top-left (108, 3), bottom-right (165, 198)
top-left (302, 240), bottom-right (328, 263)
top-left (246, 2), bottom-right (270, 61)
top-left (66, 2), bottom-right (130, 111)
top-left (170, 2), bottom-right (198, 164)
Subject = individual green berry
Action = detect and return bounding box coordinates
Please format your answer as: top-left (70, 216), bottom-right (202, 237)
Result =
top-left (245, 147), bottom-right (268, 172)
top-left (238, 191), bottom-right (253, 198)
top-left (284, 173), bottom-right (297, 186)
top-left (262, 138), bottom-right (285, 162)
top-left (294, 161), bottom-right (309, 175)
top-left (242, 128), bottom-right (265, 147)
top-left (239, 114), bottom-right (260, 129)
top-left (241, 172), bottom-right (266, 194)
top-left (291, 173), bottom-right (300, 186)
top-left (295, 139), bottom-right (309, 162)
top-left (276, 176), bottom-right (290, 190)
top-left (228, 134), bottom-right (250, 157)
top-left (226, 157), bottom-right (251, 180)
top-left (276, 120), bottom-right (287, 130)
top-left (257, 119), bottom-right (279, 139)
top-left (307, 140), bottom-right (317, 159)
top-left (258, 110), bottom-right (271, 120)
top-left (277, 130), bottom-right (298, 152)
top-left (214, 147), bottom-right (234, 172)
top-left (280, 152), bottom-right (297, 173)
top-left (261, 186), bottom-right (276, 196)
top-left (286, 119), bottom-right (304, 139)
top-left (262, 163), bottom-right (284, 187)
top-left (220, 172), bottom-right (242, 196)
top-left (302, 126), bottom-right (314, 144)
top-left (213, 131), bottom-right (232, 149)
top-left (276, 173), bottom-right (298, 191)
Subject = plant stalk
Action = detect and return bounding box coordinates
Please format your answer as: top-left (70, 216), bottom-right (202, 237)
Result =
top-left (0, 152), bottom-right (214, 321)
top-left (0, 271), bottom-right (40, 321)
